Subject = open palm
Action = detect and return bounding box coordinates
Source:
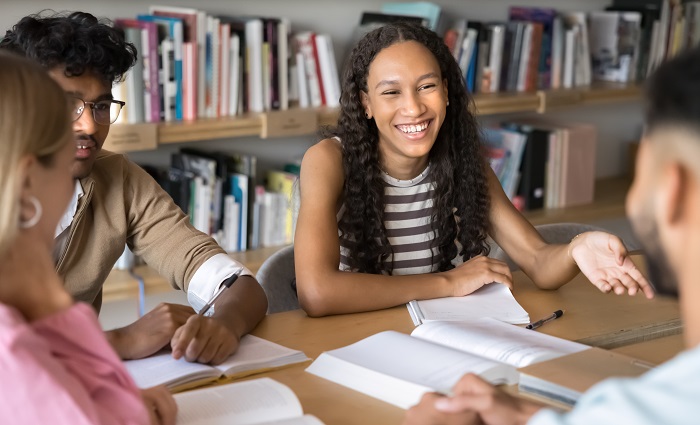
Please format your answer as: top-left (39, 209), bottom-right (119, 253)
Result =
top-left (571, 231), bottom-right (654, 299)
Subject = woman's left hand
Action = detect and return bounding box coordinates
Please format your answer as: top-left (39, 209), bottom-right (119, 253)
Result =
top-left (570, 232), bottom-right (654, 299)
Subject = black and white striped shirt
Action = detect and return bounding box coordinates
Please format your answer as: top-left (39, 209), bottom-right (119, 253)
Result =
top-left (338, 164), bottom-right (442, 275)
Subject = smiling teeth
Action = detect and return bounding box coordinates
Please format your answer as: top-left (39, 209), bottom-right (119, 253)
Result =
top-left (398, 122), bottom-right (428, 133)
top-left (77, 145), bottom-right (89, 149)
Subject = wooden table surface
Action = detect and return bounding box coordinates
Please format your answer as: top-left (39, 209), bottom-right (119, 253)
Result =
top-left (239, 254), bottom-right (682, 424)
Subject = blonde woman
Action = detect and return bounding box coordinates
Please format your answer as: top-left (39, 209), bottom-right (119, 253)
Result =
top-left (0, 51), bottom-right (175, 424)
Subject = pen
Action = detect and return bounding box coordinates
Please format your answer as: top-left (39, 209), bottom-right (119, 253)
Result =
top-left (526, 309), bottom-right (564, 330)
top-left (198, 268), bottom-right (243, 316)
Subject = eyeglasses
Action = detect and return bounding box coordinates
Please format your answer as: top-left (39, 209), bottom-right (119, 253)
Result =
top-left (71, 97), bottom-right (125, 125)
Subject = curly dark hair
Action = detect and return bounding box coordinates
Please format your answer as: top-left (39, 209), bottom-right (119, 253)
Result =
top-left (0, 11), bottom-right (137, 85)
top-left (330, 22), bottom-right (491, 274)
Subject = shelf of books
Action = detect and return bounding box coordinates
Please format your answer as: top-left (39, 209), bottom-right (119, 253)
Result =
top-left (158, 114), bottom-right (263, 144)
top-left (106, 84), bottom-right (641, 153)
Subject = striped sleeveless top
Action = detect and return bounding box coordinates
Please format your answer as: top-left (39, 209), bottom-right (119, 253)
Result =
top-left (338, 163), bottom-right (442, 275)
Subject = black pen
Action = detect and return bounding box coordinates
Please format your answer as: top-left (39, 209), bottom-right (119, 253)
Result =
top-left (198, 268), bottom-right (243, 316)
top-left (526, 309), bottom-right (564, 330)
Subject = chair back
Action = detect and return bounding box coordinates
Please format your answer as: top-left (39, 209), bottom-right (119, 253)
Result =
top-left (256, 245), bottom-right (299, 314)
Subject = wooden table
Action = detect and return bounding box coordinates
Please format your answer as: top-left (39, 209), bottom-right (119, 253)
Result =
top-left (241, 255), bottom-right (682, 424)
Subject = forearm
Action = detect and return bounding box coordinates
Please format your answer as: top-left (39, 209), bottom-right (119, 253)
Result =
top-left (297, 269), bottom-right (451, 317)
top-left (523, 243), bottom-right (579, 290)
top-left (211, 276), bottom-right (267, 339)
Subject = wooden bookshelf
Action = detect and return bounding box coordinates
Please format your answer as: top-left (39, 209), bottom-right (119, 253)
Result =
top-left (107, 83), bottom-right (642, 152)
top-left (523, 176), bottom-right (630, 225)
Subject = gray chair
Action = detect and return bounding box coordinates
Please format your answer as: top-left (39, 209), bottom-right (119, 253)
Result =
top-left (487, 222), bottom-right (639, 271)
top-left (256, 245), bottom-right (299, 314)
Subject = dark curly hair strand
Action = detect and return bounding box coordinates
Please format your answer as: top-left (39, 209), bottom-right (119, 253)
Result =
top-left (331, 22), bottom-right (491, 275)
top-left (0, 11), bottom-right (137, 85)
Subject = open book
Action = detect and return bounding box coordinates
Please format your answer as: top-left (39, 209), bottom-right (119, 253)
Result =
top-left (306, 318), bottom-right (587, 409)
top-left (519, 348), bottom-right (654, 406)
top-left (125, 335), bottom-right (309, 392)
top-left (174, 377), bottom-right (324, 425)
top-left (407, 283), bottom-right (530, 326)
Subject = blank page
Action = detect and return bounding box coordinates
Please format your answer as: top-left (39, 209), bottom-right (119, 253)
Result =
top-left (173, 378), bottom-right (303, 425)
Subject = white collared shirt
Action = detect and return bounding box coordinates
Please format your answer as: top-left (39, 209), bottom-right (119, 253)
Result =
top-left (53, 180), bottom-right (84, 262)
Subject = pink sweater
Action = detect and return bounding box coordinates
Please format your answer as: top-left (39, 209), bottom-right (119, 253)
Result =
top-left (0, 302), bottom-right (149, 424)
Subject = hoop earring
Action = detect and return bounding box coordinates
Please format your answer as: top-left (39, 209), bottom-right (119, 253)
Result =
top-left (20, 196), bottom-right (42, 229)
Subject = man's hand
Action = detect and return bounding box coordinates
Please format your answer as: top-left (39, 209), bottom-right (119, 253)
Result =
top-left (434, 374), bottom-right (542, 425)
top-left (170, 314), bottom-right (240, 365)
top-left (404, 392), bottom-right (480, 425)
top-left (107, 303), bottom-right (195, 360)
top-left (141, 386), bottom-right (177, 425)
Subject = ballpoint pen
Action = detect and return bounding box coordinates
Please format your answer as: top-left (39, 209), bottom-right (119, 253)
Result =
top-left (526, 309), bottom-right (564, 330)
top-left (198, 268), bottom-right (243, 316)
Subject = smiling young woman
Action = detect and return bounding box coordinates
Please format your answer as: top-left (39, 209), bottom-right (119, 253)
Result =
top-left (294, 22), bottom-right (653, 317)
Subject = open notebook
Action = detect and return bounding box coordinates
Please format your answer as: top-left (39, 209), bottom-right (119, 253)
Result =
top-left (306, 318), bottom-right (587, 409)
top-left (173, 377), bottom-right (324, 425)
top-left (407, 282), bottom-right (530, 326)
top-left (124, 335), bottom-right (309, 392)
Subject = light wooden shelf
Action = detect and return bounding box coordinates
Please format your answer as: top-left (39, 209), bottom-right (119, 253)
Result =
top-left (106, 83), bottom-right (642, 153)
top-left (158, 114), bottom-right (263, 144)
top-left (538, 82), bottom-right (642, 112)
top-left (524, 176), bottom-right (630, 226)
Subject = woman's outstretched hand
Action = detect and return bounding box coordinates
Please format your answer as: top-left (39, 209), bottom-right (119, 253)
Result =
top-left (570, 231), bottom-right (654, 299)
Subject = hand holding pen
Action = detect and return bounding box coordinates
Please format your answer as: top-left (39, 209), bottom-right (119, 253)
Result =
top-left (526, 309), bottom-right (564, 330)
top-left (171, 268), bottom-right (245, 364)
top-left (198, 268), bottom-right (244, 316)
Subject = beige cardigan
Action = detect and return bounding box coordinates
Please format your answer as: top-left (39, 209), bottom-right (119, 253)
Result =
top-left (55, 150), bottom-right (225, 312)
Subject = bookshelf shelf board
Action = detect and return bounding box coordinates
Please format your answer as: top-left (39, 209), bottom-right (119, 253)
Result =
top-left (579, 82), bottom-right (642, 105)
top-left (524, 176), bottom-right (630, 226)
top-left (539, 82), bottom-right (642, 112)
top-left (106, 84), bottom-right (642, 153)
top-left (472, 92), bottom-right (541, 115)
top-left (157, 114), bottom-right (263, 144)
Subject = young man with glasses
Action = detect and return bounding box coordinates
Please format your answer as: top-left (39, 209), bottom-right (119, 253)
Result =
top-left (1, 11), bottom-right (268, 365)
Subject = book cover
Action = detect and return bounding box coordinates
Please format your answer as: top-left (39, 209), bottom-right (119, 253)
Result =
top-left (138, 15), bottom-right (184, 120)
top-left (150, 5), bottom-right (206, 119)
top-left (502, 122), bottom-right (549, 211)
top-left (381, 2), bottom-right (443, 33)
top-left (589, 11), bottom-right (642, 83)
top-left (115, 19), bottom-right (160, 123)
top-left (509, 7), bottom-right (557, 89)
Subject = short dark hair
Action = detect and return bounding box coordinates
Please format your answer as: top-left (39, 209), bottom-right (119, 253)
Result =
top-left (646, 47), bottom-right (700, 135)
top-left (0, 11), bottom-right (137, 85)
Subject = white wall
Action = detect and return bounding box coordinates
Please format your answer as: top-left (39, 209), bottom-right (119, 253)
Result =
top-left (1, 0), bottom-right (642, 178)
